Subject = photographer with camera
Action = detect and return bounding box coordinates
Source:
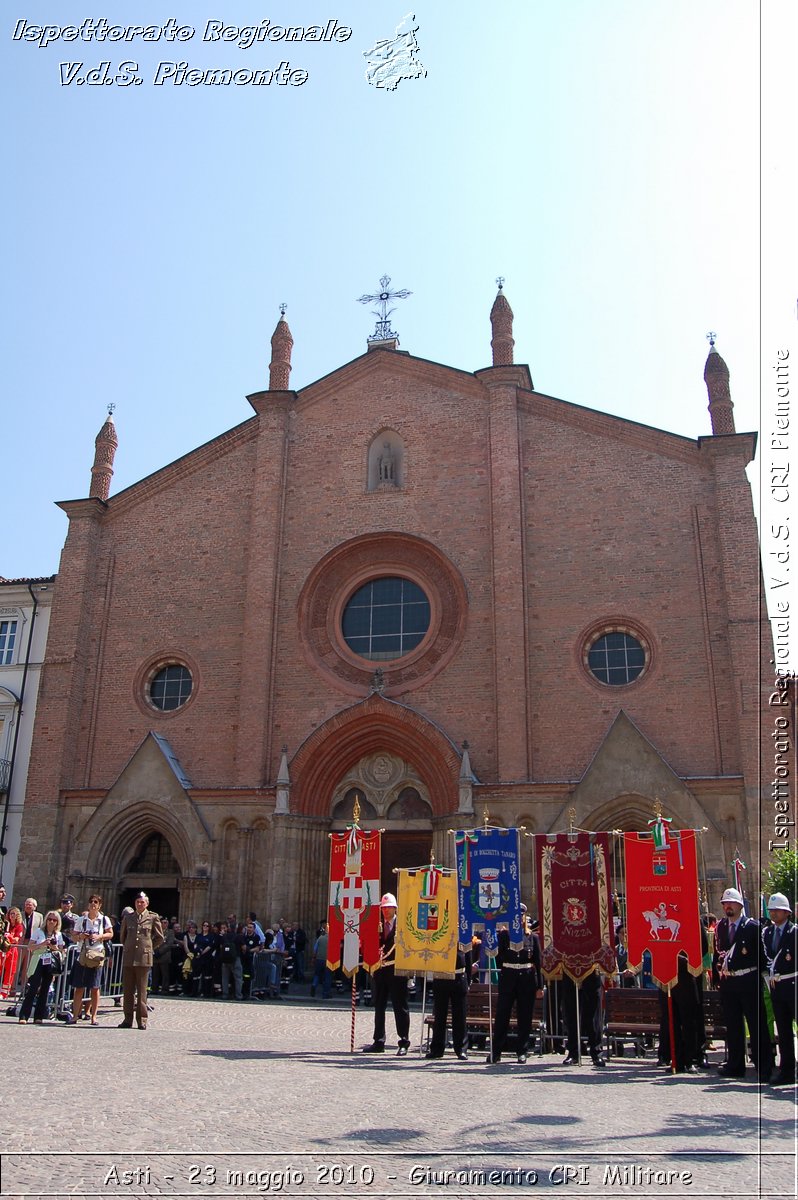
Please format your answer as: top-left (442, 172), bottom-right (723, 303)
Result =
top-left (18, 911), bottom-right (65, 1024)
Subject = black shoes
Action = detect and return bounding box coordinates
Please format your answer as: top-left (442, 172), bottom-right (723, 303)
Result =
top-left (562, 1055), bottom-right (578, 1065)
top-left (517, 1053), bottom-right (528, 1064)
top-left (590, 1053), bottom-right (607, 1067)
top-left (117, 1021), bottom-right (133, 1029)
top-left (425, 1051), bottom-right (443, 1060)
top-left (362, 1043), bottom-right (385, 1053)
top-left (717, 1066), bottom-right (745, 1078)
top-left (455, 1051), bottom-right (469, 1061)
top-left (396, 1040), bottom-right (410, 1057)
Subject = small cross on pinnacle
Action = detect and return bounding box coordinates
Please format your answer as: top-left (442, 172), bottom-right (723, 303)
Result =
top-left (706, 331), bottom-right (717, 349)
top-left (279, 302), bottom-right (287, 317)
top-left (496, 276), bottom-right (505, 291)
top-left (107, 403), bottom-right (116, 417)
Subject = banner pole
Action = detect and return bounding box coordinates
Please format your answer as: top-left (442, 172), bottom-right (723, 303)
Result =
top-left (667, 982), bottom-right (677, 1075)
top-left (420, 972), bottom-right (428, 1053)
top-left (575, 980), bottom-right (582, 1064)
top-left (350, 970), bottom-right (357, 1054)
top-left (486, 954), bottom-right (495, 1065)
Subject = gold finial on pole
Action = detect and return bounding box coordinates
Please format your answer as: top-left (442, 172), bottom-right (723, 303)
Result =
top-left (653, 797), bottom-right (662, 819)
top-left (352, 793), bottom-right (361, 824)
top-left (567, 807), bottom-right (576, 835)
top-left (483, 807), bottom-right (490, 831)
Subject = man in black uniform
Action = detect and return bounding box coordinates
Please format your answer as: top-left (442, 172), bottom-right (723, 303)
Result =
top-left (488, 906), bottom-right (543, 1064)
top-left (427, 945), bottom-right (472, 1061)
top-left (363, 893), bottom-right (411, 1056)
top-left (763, 892), bottom-right (797, 1086)
top-left (714, 886), bottom-right (773, 1081)
top-left (561, 969), bottom-right (605, 1066)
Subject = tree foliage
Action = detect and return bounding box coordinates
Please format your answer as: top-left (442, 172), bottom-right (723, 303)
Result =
top-left (766, 846), bottom-right (798, 909)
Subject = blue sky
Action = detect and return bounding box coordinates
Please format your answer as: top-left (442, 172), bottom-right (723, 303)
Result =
top-left (3, 2), bottom-right (795, 663)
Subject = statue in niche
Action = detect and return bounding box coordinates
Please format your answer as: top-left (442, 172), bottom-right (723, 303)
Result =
top-left (378, 442), bottom-right (396, 485)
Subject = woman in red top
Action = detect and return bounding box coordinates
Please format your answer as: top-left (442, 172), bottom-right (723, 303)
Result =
top-left (0, 906), bottom-right (25, 996)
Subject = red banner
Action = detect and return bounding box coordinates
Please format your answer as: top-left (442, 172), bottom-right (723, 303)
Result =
top-left (623, 829), bottom-right (702, 988)
top-left (327, 828), bottom-right (381, 976)
top-left (535, 832), bottom-right (616, 983)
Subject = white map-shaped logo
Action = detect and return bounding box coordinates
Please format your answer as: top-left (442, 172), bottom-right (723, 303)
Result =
top-left (364, 12), bottom-right (427, 91)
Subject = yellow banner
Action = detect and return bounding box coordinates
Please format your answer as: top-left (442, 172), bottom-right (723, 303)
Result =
top-left (394, 867), bottom-right (458, 978)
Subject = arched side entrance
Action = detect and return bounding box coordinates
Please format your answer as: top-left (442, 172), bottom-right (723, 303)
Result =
top-left (83, 802), bottom-right (194, 921)
top-left (118, 832), bottom-right (181, 921)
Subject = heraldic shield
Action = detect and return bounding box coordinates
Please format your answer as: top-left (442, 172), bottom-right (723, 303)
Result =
top-left (394, 866), bottom-right (458, 978)
top-left (535, 832), bottom-right (616, 982)
top-left (327, 827), bottom-right (381, 975)
top-left (455, 827), bottom-right (523, 956)
top-left (624, 828), bottom-right (703, 988)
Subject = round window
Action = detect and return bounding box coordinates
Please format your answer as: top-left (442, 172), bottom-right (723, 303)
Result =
top-left (149, 664), bottom-right (193, 710)
top-left (341, 576), bottom-right (431, 661)
top-left (587, 632), bottom-right (646, 686)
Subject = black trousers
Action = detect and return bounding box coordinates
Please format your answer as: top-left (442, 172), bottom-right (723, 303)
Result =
top-left (429, 975), bottom-right (468, 1056)
top-left (491, 968), bottom-right (536, 1060)
top-left (719, 977), bottom-right (774, 1078)
top-left (371, 966), bottom-right (409, 1045)
top-left (657, 984), bottom-right (702, 1069)
top-left (561, 973), bottom-right (602, 1057)
top-left (770, 980), bottom-right (796, 1076)
top-left (20, 961), bottom-right (55, 1021)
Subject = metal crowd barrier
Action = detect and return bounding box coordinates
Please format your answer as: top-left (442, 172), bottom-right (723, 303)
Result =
top-left (2, 942), bottom-right (124, 1016)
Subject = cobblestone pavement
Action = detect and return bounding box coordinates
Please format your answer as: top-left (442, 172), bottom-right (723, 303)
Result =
top-left (1, 992), bottom-right (794, 1199)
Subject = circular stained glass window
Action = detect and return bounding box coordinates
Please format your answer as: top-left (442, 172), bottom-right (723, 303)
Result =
top-left (342, 577), bottom-right (431, 661)
top-left (587, 632), bottom-right (646, 686)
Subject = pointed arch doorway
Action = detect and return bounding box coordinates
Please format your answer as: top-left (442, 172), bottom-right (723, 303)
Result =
top-left (117, 832), bottom-right (181, 922)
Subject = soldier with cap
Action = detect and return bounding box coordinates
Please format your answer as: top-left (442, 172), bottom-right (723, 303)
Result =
top-left (713, 886), bottom-right (773, 1080)
top-left (363, 892), bottom-right (411, 1056)
top-left (763, 892), bottom-right (797, 1086)
top-left (118, 892), bottom-right (164, 1030)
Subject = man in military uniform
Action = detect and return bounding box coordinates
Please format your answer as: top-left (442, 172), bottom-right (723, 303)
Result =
top-left (763, 892), bottom-right (797, 1086)
top-left (118, 892), bottom-right (164, 1030)
top-left (488, 906), bottom-right (543, 1064)
top-left (714, 886), bottom-right (773, 1080)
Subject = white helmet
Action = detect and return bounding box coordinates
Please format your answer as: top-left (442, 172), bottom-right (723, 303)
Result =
top-left (380, 892), bottom-right (397, 908)
top-left (767, 892), bottom-right (791, 912)
top-left (721, 887), bottom-right (743, 905)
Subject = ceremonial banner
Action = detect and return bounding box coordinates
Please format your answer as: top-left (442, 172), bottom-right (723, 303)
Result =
top-left (623, 828), bottom-right (703, 988)
top-left (394, 866), bottom-right (458, 978)
top-left (455, 827), bottom-right (523, 955)
top-left (535, 832), bottom-right (616, 982)
top-left (327, 827), bottom-right (381, 975)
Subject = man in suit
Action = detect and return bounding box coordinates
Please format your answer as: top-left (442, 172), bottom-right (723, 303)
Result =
top-left (714, 886), bottom-right (773, 1081)
top-left (763, 892), bottom-right (797, 1086)
top-left (118, 892), bottom-right (164, 1030)
top-left (363, 893), bottom-right (410, 1056)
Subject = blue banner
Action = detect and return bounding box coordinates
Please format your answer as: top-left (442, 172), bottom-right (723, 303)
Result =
top-left (454, 827), bottom-right (523, 955)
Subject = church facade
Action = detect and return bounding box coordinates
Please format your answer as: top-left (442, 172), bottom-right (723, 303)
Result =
top-left (16, 290), bottom-right (768, 925)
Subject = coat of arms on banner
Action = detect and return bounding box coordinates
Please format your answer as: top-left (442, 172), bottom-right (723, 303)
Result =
top-left (394, 867), bottom-right (458, 978)
top-left (563, 897), bottom-right (588, 928)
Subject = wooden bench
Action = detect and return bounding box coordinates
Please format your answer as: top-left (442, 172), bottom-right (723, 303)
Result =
top-left (604, 987), bottom-right (660, 1058)
top-left (603, 986), bottom-right (727, 1059)
top-left (423, 982), bottom-right (546, 1055)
